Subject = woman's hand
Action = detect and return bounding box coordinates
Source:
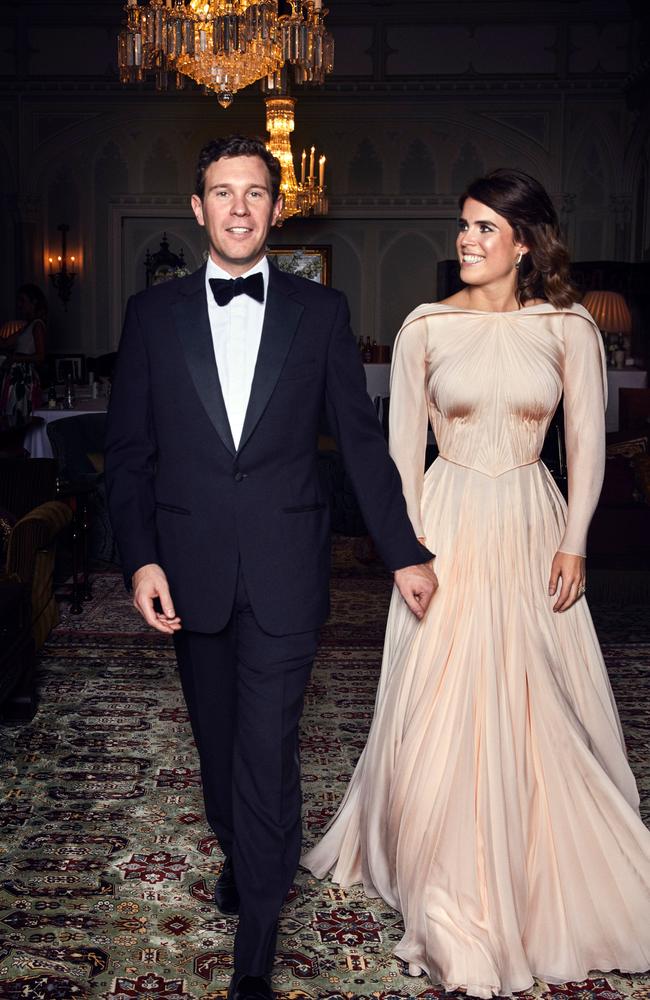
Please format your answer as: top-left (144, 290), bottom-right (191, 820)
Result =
top-left (548, 551), bottom-right (586, 613)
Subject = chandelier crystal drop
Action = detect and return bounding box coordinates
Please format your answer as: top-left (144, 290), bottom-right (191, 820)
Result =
top-left (265, 96), bottom-right (327, 223)
top-left (118, 0), bottom-right (334, 106)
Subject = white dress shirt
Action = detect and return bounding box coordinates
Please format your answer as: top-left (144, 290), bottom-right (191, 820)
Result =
top-left (205, 255), bottom-right (269, 450)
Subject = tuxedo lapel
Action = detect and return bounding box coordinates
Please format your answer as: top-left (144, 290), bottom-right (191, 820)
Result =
top-left (237, 264), bottom-right (304, 454)
top-left (172, 265), bottom-right (236, 456)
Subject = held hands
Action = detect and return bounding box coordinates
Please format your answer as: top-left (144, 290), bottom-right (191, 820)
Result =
top-left (394, 559), bottom-right (438, 620)
top-left (548, 551), bottom-right (586, 613)
top-left (132, 563), bottom-right (182, 634)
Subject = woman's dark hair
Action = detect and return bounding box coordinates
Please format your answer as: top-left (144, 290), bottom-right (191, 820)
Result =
top-left (195, 135), bottom-right (281, 202)
top-left (17, 283), bottom-right (48, 321)
top-left (459, 168), bottom-right (578, 309)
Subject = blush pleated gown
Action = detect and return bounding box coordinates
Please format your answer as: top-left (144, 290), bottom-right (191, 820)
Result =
top-left (303, 303), bottom-right (650, 998)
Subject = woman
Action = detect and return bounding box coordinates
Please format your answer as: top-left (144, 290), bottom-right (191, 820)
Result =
top-left (0, 283), bottom-right (47, 425)
top-left (304, 169), bottom-right (650, 996)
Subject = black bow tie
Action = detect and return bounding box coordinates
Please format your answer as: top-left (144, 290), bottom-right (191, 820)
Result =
top-left (209, 272), bottom-right (265, 307)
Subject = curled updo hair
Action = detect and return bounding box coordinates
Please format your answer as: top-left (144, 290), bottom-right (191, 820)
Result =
top-left (459, 168), bottom-right (578, 309)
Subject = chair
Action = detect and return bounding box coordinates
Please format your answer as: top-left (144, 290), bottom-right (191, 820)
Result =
top-left (86, 352), bottom-right (117, 382)
top-left (317, 412), bottom-right (367, 537)
top-left (0, 415), bottom-right (44, 460)
top-left (619, 387), bottom-right (650, 435)
top-left (0, 458), bottom-right (72, 720)
top-left (540, 399), bottom-right (567, 493)
top-left (46, 413), bottom-right (106, 482)
top-left (46, 413), bottom-right (117, 564)
top-left (317, 450), bottom-right (368, 537)
top-left (0, 577), bottom-right (34, 722)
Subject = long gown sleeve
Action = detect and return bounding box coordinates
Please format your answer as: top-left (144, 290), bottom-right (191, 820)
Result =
top-left (388, 316), bottom-right (430, 541)
top-left (557, 311), bottom-right (607, 558)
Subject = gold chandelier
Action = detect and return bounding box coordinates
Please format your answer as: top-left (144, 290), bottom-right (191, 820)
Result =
top-left (265, 96), bottom-right (326, 222)
top-left (118, 0), bottom-right (334, 109)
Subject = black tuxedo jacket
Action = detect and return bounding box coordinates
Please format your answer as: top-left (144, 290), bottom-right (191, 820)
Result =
top-left (105, 261), bottom-right (431, 635)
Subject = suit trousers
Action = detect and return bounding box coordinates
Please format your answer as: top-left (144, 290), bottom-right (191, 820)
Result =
top-left (173, 563), bottom-right (319, 977)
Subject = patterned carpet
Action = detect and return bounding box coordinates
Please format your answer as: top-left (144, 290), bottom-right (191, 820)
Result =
top-left (0, 540), bottom-right (648, 1000)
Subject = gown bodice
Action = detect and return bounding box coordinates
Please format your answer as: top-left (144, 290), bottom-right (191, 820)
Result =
top-left (389, 302), bottom-right (607, 557)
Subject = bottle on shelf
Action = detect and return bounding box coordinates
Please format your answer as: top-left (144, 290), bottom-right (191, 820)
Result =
top-left (363, 336), bottom-right (373, 363)
top-left (614, 335), bottom-right (626, 369)
top-left (64, 373), bottom-right (76, 410)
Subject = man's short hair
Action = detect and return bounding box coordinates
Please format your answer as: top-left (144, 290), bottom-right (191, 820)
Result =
top-left (195, 135), bottom-right (282, 202)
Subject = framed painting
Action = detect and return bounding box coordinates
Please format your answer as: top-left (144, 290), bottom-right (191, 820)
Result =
top-left (52, 353), bottom-right (86, 384)
top-left (267, 245), bottom-right (331, 286)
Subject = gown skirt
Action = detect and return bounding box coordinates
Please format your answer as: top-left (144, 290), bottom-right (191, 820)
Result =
top-left (303, 455), bottom-right (650, 998)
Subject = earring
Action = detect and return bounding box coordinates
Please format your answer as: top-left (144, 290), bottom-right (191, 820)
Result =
top-left (514, 252), bottom-right (523, 269)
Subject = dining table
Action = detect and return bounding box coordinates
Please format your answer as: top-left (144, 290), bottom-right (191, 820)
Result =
top-left (23, 397), bottom-right (108, 459)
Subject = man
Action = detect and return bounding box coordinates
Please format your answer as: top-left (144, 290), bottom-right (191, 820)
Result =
top-left (105, 135), bottom-right (437, 1000)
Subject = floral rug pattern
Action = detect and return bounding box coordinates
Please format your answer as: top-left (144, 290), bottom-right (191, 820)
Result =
top-left (0, 542), bottom-right (648, 1000)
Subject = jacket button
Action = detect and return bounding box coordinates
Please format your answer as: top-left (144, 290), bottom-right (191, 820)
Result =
top-left (234, 471), bottom-right (246, 482)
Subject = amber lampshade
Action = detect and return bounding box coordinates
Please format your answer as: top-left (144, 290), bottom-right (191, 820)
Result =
top-left (0, 319), bottom-right (27, 340)
top-left (582, 290), bottom-right (632, 334)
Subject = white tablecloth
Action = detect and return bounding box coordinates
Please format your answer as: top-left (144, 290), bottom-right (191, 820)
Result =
top-left (24, 401), bottom-right (108, 459)
top-left (363, 363), bottom-right (391, 402)
top-left (605, 369), bottom-right (648, 432)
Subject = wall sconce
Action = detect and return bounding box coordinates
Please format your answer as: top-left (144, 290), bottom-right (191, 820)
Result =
top-left (582, 289), bottom-right (632, 368)
top-left (48, 223), bottom-right (77, 311)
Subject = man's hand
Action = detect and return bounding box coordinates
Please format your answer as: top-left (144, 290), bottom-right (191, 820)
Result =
top-left (394, 562), bottom-right (438, 620)
top-left (132, 563), bottom-right (182, 634)
top-left (548, 551), bottom-right (586, 613)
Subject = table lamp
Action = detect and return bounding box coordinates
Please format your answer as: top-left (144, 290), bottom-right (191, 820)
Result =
top-left (581, 290), bottom-right (633, 367)
top-left (0, 319), bottom-right (27, 340)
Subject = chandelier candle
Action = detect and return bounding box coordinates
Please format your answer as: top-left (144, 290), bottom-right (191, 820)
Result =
top-left (265, 96), bottom-right (328, 222)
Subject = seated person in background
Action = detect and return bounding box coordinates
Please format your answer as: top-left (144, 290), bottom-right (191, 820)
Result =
top-left (0, 284), bottom-right (47, 425)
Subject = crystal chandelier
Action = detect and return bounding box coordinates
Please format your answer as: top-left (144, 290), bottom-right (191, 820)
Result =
top-left (118, 0), bottom-right (334, 109)
top-left (265, 96), bottom-right (327, 222)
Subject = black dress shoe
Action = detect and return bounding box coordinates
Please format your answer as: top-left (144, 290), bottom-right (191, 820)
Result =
top-left (228, 974), bottom-right (274, 1000)
top-left (214, 856), bottom-right (239, 915)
